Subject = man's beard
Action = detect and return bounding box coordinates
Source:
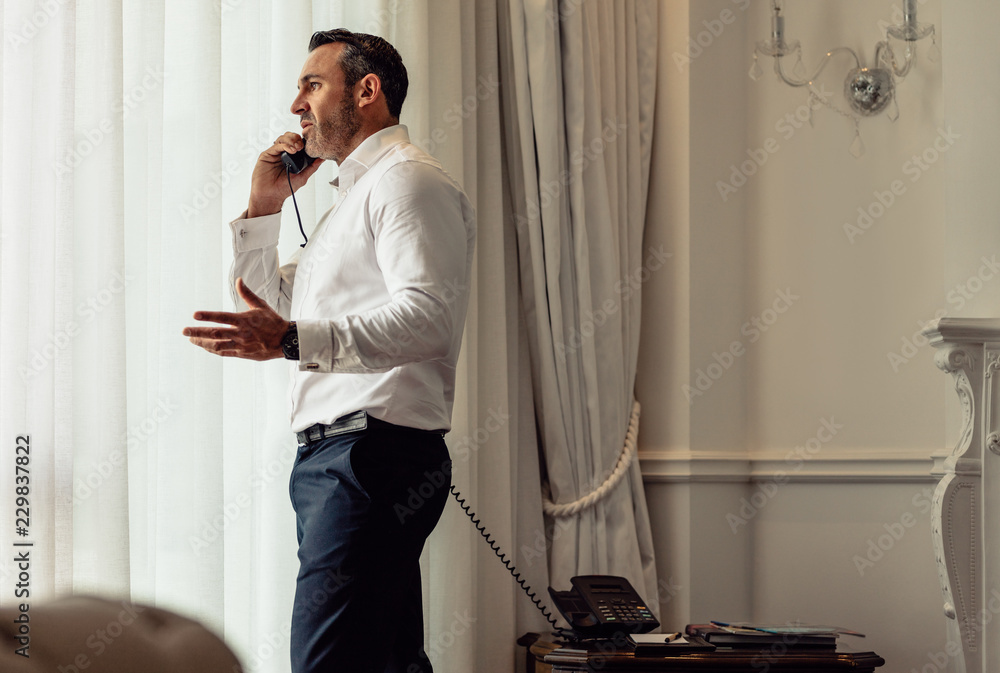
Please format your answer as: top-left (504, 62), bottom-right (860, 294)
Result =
top-left (308, 90), bottom-right (361, 163)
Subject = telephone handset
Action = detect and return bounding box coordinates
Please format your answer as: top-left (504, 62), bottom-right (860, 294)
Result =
top-left (280, 148), bottom-right (314, 174)
top-left (548, 575), bottom-right (659, 638)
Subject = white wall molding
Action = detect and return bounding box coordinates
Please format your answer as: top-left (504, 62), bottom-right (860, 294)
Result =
top-left (638, 450), bottom-right (750, 483)
top-left (639, 448), bottom-right (937, 483)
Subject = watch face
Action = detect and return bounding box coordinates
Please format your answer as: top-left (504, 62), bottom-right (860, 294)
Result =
top-left (282, 324), bottom-right (299, 360)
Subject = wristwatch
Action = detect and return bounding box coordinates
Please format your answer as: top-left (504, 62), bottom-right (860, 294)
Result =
top-left (281, 322), bottom-right (300, 361)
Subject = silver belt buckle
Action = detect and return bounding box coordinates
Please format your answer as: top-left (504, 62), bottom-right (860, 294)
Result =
top-left (323, 410), bottom-right (368, 438)
top-left (297, 410), bottom-right (368, 445)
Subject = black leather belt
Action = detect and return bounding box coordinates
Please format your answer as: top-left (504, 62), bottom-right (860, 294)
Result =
top-left (295, 410), bottom-right (368, 446)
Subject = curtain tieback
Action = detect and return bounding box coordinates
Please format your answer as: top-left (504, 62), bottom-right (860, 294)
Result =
top-left (542, 399), bottom-right (641, 518)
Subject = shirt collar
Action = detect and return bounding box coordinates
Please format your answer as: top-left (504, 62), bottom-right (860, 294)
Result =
top-left (331, 124), bottom-right (411, 190)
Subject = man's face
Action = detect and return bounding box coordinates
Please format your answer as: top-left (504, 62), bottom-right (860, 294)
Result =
top-left (291, 42), bottom-right (362, 164)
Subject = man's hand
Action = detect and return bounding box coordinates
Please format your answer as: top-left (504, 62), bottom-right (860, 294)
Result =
top-left (248, 132), bottom-right (325, 218)
top-left (183, 278), bottom-right (290, 361)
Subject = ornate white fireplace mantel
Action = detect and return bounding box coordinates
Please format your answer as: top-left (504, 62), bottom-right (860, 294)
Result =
top-left (923, 317), bottom-right (1000, 673)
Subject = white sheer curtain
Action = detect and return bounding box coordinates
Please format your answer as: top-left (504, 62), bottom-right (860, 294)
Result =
top-left (0, 1), bottom-right (532, 671)
top-left (499, 0), bottom-right (660, 611)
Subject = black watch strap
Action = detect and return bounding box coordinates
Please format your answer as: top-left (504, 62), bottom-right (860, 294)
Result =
top-left (281, 322), bottom-right (300, 361)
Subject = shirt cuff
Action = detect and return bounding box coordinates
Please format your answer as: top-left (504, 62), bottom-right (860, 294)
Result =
top-left (230, 211), bottom-right (282, 252)
top-left (296, 319), bottom-right (339, 372)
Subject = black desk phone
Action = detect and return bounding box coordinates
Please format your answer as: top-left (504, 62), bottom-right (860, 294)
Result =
top-left (450, 488), bottom-right (659, 639)
top-left (548, 575), bottom-right (659, 638)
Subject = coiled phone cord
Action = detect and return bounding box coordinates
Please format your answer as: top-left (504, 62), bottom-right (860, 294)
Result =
top-left (448, 485), bottom-right (566, 634)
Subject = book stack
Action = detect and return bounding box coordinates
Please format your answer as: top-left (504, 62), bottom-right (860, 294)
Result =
top-left (685, 622), bottom-right (865, 650)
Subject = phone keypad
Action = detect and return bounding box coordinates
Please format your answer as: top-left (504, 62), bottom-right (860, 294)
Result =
top-left (595, 597), bottom-right (656, 624)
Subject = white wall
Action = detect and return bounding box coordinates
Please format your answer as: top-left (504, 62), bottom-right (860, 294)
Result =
top-left (744, 0), bottom-right (946, 465)
top-left (637, 1), bottom-right (969, 671)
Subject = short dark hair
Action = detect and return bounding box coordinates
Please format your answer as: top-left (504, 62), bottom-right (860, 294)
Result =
top-left (309, 29), bottom-right (408, 120)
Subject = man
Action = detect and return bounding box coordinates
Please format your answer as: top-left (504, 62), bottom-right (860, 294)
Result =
top-left (183, 29), bottom-right (476, 673)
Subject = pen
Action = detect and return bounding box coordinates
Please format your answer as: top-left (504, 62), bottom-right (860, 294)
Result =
top-left (666, 632), bottom-right (681, 642)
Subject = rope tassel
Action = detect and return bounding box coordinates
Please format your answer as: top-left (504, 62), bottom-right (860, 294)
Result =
top-left (543, 399), bottom-right (641, 518)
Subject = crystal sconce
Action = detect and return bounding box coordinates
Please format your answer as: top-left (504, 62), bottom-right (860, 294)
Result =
top-left (750, 0), bottom-right (939, 157)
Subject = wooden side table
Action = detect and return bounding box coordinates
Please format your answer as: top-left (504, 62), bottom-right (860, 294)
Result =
top-left (519, 634), bottom-right (885, 673)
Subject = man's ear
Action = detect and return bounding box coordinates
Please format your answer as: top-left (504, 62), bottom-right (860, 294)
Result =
top-left (357, 73), bottom-right (382, 110)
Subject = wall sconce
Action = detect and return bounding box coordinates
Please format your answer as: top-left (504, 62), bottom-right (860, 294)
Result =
top-left (750, 0), bottom-right (939, 157)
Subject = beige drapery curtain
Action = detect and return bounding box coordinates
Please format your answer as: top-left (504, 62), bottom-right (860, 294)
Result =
top-left (499, 0), bottom-right (661, 613)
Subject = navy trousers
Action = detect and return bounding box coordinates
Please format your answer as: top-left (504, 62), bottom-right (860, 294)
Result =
top-left (288, 414), bottom-right (452, 673)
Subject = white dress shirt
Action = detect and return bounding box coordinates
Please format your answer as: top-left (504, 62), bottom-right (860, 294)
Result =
top-left (229, 125), bottom-right (476, 433)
